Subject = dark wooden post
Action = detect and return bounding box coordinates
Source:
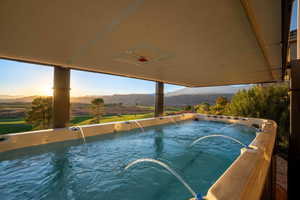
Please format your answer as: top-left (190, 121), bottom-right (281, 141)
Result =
top-left (155, 81), bottom-right (164, 117)
top-left (53, 66), bottom-right (70, 128)
top-left (289, 60), bottom-right (300, 198)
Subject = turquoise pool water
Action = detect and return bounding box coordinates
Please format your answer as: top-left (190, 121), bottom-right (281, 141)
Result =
top-left (0, 120), bottom-right (256, 200)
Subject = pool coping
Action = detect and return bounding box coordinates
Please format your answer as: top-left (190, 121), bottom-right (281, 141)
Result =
top-left (0, 113), bottom-right (276, 200)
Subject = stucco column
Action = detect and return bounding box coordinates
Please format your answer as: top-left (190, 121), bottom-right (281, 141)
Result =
top-left (53, 66), bottom-right (70, 128)
top-left (155, 81), bottom-right (164, 117)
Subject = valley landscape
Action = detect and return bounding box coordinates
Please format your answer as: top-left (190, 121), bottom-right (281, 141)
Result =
top-left (0, 85), bottom-right (249, 134)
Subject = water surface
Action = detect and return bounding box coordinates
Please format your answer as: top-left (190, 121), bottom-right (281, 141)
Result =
top-left (0, 120), bottom-right (256, 200)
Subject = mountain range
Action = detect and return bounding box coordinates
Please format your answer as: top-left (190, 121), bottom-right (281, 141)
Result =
top-left (166, 85), bottom-right (250, 96)
top-left (0, 85), bottom-right (250, 106)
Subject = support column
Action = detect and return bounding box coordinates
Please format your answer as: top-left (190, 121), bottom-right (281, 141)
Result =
top-left (297, 0), bottom-right (300, 59)
top-left (289, 2), bottom-right (300, 197)
top-left (53, 66), bottom-right (70, 128)
top-left (155, 81), bottom-right (164, 117)
top-left (289, 60), bottom-right (300, 198)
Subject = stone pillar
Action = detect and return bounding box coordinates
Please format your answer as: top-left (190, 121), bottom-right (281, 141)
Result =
top-left (53, 66), bottom-right (70, 128)
top-left (154, 82), bottom-right (164, 117)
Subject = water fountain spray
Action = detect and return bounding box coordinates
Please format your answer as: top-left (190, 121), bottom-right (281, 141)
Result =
top-left (70, 126), bottom-right (86, 144)
top-left (78, 126), bottom-right (86, 144)
top-left (124, 158), bottom-right (203, 200)
top-left (169, 117), bottom-right (178, 125)
top-left (134, 120), bottom-right (145, 132)
top-left (190, 134), bottom-right (248, 149)
top-left (218, 123), bottom-right (237, 132)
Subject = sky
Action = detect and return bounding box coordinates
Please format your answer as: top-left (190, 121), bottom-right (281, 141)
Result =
top-left (0, 2), bottom-right (298, 97)
top-left (0, 59), bottom-right (183, 96)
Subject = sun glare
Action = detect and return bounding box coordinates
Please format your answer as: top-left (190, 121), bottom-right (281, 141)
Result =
top-left (38, 85), bottom-right (53, 96)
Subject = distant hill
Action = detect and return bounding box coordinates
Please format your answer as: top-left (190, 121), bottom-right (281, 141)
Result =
top-left (0, 85), bottom-right (250, 106)
top-left (0, 95), bottom-right (25, 99)
top-left (0, 96), bottom-right (39, 103)
top-left (71, 94), bottom-right (154, 105)
top-left (0, 93), bottom-right (233, 106)
top-left (166, 85), bottom-right (250, 96)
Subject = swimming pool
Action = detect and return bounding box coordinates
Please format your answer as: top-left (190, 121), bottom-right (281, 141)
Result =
top-left (0, 120), bottom-right (256, 200)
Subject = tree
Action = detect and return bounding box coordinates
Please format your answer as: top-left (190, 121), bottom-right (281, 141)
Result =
top-left (194, 97), bottom-right (229, 115)
top-left (210, 96), bottom-right (229, 115)
top-left (184, 105), bottom-right (192, 111)
top-left (195, 102), bottom-right (210, 114)
top-left (194, 84), bottom-right (289, 152)
top-left (90, 98), bottom-right (105, 124)
top-left (25, 97), bottom-right (53, 129)
top-left (215, 96), bottom-right (229, 106)
top-left (226, 84), bottom-right (289, 149)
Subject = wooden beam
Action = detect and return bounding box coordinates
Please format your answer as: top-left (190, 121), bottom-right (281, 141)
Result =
top-left (155, 82), bottom-right (164, 117)
top-left (53, 66), bottom-right (70, 128)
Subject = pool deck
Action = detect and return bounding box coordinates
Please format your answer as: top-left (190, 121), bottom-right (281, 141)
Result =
top-left (0, 113), bottom-right (277, 200)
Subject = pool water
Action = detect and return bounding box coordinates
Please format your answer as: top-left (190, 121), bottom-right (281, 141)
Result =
top-left (0, 120), bottom-right (256, 200)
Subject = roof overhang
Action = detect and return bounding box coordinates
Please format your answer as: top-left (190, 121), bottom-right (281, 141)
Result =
top-left (0, 0), bottom-right (287, 87)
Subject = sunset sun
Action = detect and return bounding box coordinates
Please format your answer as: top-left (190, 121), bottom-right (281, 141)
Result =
top-left (39, 85), bottom-right (53, 96)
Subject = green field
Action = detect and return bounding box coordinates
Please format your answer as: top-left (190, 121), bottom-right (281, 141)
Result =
top-left (0, 102), bottom-right (183, 135)
top-left (0, 113), bottom-right (157, 135)
top-left (0, 101), bottom-right (184, 135)
top-left (75, 113), bottom-right (154, 125)
top-left (0, 118), bottom-right (32, 135)
top-left (70, 116), bottom-right (93, 125)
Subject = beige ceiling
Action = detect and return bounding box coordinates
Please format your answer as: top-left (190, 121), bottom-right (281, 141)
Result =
top-left (0, 0), bottom-right (282, 87)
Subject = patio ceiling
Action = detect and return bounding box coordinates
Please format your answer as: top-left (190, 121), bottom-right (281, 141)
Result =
top-left (0, 0), bottom-right (283, 87)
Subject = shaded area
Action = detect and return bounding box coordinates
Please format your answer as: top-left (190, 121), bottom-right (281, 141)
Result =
top-left (275, 155), bottom-right (287, 200)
